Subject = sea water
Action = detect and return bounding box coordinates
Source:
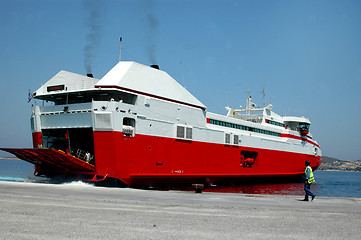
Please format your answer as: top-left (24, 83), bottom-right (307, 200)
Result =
top-left (0, 158), bottom-right (41, 182)
top-left (203, 171), bottom-right (361, 198)
top-left (1, 158), bottom-right (361, 198)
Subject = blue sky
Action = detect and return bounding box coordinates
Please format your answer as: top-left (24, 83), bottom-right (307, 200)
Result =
top-left (0, 0), bottom-right (360, 160)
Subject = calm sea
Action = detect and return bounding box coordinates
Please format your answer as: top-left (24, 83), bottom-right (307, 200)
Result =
top-left (1, 158), bottom-right (361, 198)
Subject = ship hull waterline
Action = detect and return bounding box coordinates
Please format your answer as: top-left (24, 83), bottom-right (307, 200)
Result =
top-left (10, 130), bottom-right (320, 187)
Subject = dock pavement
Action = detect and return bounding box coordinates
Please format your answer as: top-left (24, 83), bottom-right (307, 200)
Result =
top-left (0, 181), bottom-right (360, 239)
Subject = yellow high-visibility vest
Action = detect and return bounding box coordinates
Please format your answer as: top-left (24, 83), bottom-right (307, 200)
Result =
top-left (305, 166), bottom-right (315, 183)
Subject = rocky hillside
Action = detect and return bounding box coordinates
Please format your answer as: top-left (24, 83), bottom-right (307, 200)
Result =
top-left (319, 156), bottom-right (361, 171)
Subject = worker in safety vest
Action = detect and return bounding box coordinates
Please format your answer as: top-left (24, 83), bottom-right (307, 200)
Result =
top-left (303, 160), bottom-right (316, 201)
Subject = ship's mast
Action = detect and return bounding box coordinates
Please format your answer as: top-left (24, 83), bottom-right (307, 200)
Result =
top-left (246, 90), bottom-right (250, 115)
top-left (119, 37), bottom-right (122, 62)
top-left (261, 88), bottom-right (265, 108)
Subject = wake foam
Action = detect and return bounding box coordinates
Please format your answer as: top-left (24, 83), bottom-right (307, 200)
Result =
top-left (60, 181), bottom-right (94, 187)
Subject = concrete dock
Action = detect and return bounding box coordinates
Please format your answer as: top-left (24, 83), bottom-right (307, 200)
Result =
top-left (0, 181), bottom-right (360, 239)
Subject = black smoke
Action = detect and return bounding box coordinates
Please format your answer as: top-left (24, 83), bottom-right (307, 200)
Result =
top-left (83, 0), bottom-right (102, 74)
top-left (145, 0), bottom-right (159, 64)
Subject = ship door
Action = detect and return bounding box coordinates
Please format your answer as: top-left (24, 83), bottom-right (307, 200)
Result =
top-left (41, 128), bottom-right (95, 163)
top-left (240, 151), bottom-right (258, 168)
top-left (123, 118), bottom-right (135, 137)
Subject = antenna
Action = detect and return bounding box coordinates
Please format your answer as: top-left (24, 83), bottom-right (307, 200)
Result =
top-left (246, 90), bottom-right (250, 99)
top-left (119, 37), bottom-right (122, 62)
top-left (261, 88), bottom-right (265, 108)
top-left (246, 90), bottom-right (251, 115)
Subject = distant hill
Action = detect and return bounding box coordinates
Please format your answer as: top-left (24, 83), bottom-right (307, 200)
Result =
top-left (319, 156), bottom-right (361, 171)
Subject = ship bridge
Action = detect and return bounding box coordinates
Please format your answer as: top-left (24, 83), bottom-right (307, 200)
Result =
top-left (283, 116), bottom-right (311, 135)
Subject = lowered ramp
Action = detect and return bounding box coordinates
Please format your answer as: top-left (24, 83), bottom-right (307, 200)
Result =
top-left (0, 148), bottom-right (96, 174)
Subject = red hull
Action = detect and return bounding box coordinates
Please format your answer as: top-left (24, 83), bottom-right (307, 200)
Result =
top-left (92, 131), bottom-right (321, 187)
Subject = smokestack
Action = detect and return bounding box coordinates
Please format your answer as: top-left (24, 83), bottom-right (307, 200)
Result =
top-left (87, 73), bottom-right (94, 78)
top-left (150, 64), bottom-right (159, 70)
top-left (119, 37), bottom-right (122, 62)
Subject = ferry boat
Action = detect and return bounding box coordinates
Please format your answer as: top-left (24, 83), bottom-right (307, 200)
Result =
top-left (1, 61), bottom-right (322, 187)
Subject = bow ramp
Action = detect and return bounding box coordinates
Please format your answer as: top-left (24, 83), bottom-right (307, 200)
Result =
top-left (0, 148), bottom-right (96, 173)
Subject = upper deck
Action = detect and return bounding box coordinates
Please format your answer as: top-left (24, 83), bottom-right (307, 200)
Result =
top-left (207, 95), bottom-right (314, 141)
top-left (33, 61), bottom-right (206, 111)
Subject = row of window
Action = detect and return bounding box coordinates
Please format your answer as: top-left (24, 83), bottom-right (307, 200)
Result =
top-left (266, 119), bottom-right (284, 127)
top-left (177, 125), bottom-right (193, 140)
top-left (225, 133), bottom-right (239, 145)
top-left (210, 119), bottom-right (249, 130)
top-left (209, 119), bottom-right (281, 137)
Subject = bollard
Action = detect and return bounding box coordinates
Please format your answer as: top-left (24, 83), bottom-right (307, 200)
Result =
top-left (191, 184), bottom-right (204, 193)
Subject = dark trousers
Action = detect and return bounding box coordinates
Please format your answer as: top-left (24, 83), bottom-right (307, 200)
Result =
top-left (304, 182), bottom-right (315, 200)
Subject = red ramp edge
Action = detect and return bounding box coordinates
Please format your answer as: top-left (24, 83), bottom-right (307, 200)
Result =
top-left (0, 148), bottom-right (96, 174)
